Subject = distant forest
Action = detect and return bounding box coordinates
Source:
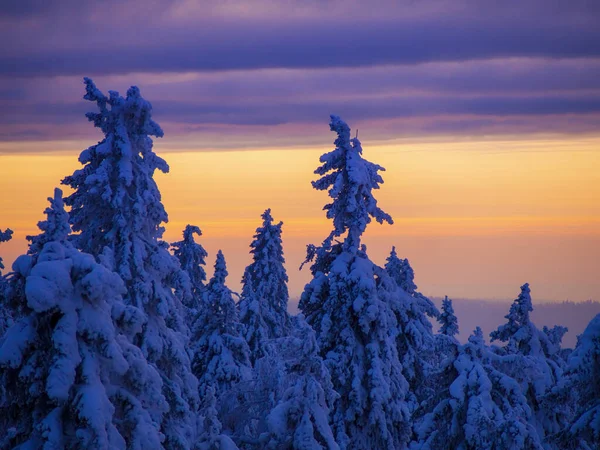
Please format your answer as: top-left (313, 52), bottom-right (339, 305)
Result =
top-left (430, 298), bottom-right (600, 348)
top-left (289, 298), bottom-right (599, 349)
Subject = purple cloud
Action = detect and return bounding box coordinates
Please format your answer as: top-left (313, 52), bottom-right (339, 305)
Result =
top-left (1, 0), bottom-right (599, 150)
top-left (1, 1), bottom-right (600, 76)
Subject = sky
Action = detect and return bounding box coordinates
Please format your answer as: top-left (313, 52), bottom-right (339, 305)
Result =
top-left (0, 0), bottom-right (599, 305)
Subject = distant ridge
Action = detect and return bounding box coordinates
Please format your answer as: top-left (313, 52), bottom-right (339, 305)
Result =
top-left (431, 298), bottom-right (600, 348)
top-left (290, 296), bottom-right (600, 349)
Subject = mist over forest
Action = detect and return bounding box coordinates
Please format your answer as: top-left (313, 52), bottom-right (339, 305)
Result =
top-left (429, 298), bottom-right (600, 348)
top-left (289, 297), bottom-right (600, 349)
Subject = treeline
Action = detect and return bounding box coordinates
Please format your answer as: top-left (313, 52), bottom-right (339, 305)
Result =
top-left (428, 298), bottom-right (600, 348)
top-left (0, 79), bottom-right (598, 450)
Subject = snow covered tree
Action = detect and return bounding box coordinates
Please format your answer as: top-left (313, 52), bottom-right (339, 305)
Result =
top-left (490, 283), bottom-right (534, 351)
top-left (61, 79), bottom-right (198, 449)
top-left (196, 386), bottom-right (240, 450)
top-left (543, 325), bottom-right (571, 365)
top-left (308, 115), bottom-right (393, 256)
top-left (0, 228), bottom-right (12, 274)
top-left (299, 115), bottom-right (410, 449)
top-left (411, 327), bottom-right (543, 450)
top-left (265, 316), bottom-right (339, 450)
top-left (499, 285), bottom-right (565, 341)
top-left (490, 283), bottom-right (567, 444)
top-left (0, 188), bottom-right (167, 449)
top-left (546, 313), bottom-right (600, 450)
top-left (192, 251), bottom-right (251, 399)
top-left (0, 227), bottom-right (14, 335)
top-left (431, 296), bottom-right (461, 389)
top-left (385, 246), bottom-right (439, 408)
top-left (384, 248), bottom-right (421, 299)
top-left (26, 189), bottom-right (71, 257)
top-left (384, 249), bottom-right (438, 331)
top-left (439, 296), bottom-right (459, 338)
top-left (239, 267), bottom-right (269, 365)
top-left (171, 224), bottom-right (208, 319)
top-left (239, 209), bottom-right (290, 363)
top-left (490, 284), bottom-right (565, 373)
top-left (172, 224), bottom-right (208, 297)
top-left (1, 257), bottom-right (30, 333)
top-left (542, 325), bottom-right (568, 348)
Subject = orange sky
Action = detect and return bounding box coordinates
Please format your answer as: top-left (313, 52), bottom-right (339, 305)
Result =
top-left (1, 135), bottom-right (599, 305)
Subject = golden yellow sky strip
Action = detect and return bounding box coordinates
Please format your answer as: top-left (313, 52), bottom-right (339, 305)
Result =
top-left (1, 135), bottom-right (599, 301)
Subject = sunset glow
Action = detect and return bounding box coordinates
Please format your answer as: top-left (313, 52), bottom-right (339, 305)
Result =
top-left (1, 0), bottom-right (599, 305)
top-left (2, 134), bottom-right (598, 302)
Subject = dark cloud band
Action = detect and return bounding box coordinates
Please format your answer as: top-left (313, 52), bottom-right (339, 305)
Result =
top-left (1, 0), bottom-right (599, 149)
top-left (2, 17), bottom-right (600, 77)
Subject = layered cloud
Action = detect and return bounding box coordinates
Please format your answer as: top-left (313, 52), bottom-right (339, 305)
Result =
top-left (1, 0), bottom-right (599, 150)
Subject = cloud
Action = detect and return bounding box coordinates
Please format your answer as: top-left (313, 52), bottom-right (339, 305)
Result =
top-left (1, 1), bottom-right (599, 76)
top-left (1, 1), bottom-right (599, 150)
top-left (1, 59), bottom-right (599, 130)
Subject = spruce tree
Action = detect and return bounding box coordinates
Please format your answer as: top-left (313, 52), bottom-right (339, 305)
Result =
top-left (385, 247), bottom-right (433, 309)
top-left (439, 296), bottom-right (459, 338)
top-left (26, 189), bottom-right (71, 257)
top-left (490, 283), bottom-right (566, 443)
top-left (266, 316), bottom-right (339, 450)
top-left (385, 246), bottom-right (439, 408)
top-left (196, 386), bottom-right (240, 450)
top-left (542, 325), bottom-right (568, 348)
top-left (192, 251), bottom-right (251, 399)
top-left (61, 79), bottom-right (198, 449)
top-left (239, 209), bottom-right (290, 363)
top-left (0, 227), bottom-right (14, 335)
top-left (543, 325), bottom-right (571, 365)
top-left (172, 224), bottom-right (208, 319)
top-left (546, 313), bottom-right (600, 450)
top-left (172, 224), bottom-right (208, 296)
top-left (411, 327), bottom-right (543, 450)
top-left (0, 189), bottom-right (167, 449)
top-left (239, 266), bottom-right (270, 364)
top-left (431, 296), bottom-right (461, 385)
top-left (299, 115), bottom-right (410, 449)
top-left (0, 228), bottom-right (12, 274)
top-left (490, 283), bottom-right (535, 351)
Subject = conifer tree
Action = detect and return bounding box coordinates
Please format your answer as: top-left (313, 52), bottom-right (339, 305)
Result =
top-left (61, 79), bottom-right (197, 449)
top-left (0, 227), bottom-right (14, 335)
top-left (239, 266), bottom-right (270, 364)
top-left (172, 224), bottom-right (208, 318)
top-left (26, 189), bottom-right (71, 257)
top-left (411, 327), bottom-right (543, 450)
top-left (196, 386), bottom-right (240, 450)
top-left (542, 325), bottom-right (568, 348)
top-left (0, 228), bottom-right (12, 274)
top-left (490, 283), bottom-right (566, 443)
top-left (265, 315), bottom-right (339, 450)
top-left (546, 313), bottom-right (600, 450)
top-left (384, 247), bottom-right (434, 310)
top-left (385, 246), bottom-right (439, 408)
top-left (1, 257), bottom-right (30, 330)
top-left (432, 296), bottom-right (460, 383)
top-left (192, 251), bottom-right (251, 399)
top-left (299, 116), bottom-right (410, 449)
top-left (543, 325), bottom-right (571, 365)
top-left (239, 209), bottom-right (290, 362)
top-left (490, 283), bottom-right (534, 350)
top-left (0, 189), bottom-right (167, 449)
top-left (172, 224), bottom-right (208, 296)
top-left (439, 296), bottom-right (459, 338)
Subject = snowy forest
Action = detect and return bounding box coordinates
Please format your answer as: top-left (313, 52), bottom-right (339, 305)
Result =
top-left (0, 79), bottom-right (598, 450)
